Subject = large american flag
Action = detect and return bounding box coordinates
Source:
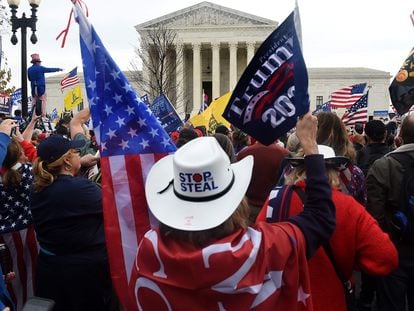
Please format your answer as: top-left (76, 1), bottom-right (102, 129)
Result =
top-left (0, 164), bottom-right (38, 310)
top-left (329, 83), bottom-right (366, 108)
top-left (73, 2), bottom-right (176, 310)
top-left (341, 92), bottom-right (369, 126)
top-left (60, 67), bottom-right (80, 92)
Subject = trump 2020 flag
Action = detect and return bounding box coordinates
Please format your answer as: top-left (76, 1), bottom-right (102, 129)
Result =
top-left (389, 47), bottom-right (414, 115)
top-left (72, 2), bottom-right (176, 309)
top-left (223, 7), bottom-right (309, 145)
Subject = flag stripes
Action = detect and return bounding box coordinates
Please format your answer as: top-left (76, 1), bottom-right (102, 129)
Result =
top-left (0, 226), bottom-right (38, 310)
top-left (60, 67), bottom-right (80, 92)
top-left (341, 93), bottom-right (369, 126)
top-left (330, 83), bottom-right (366, 108)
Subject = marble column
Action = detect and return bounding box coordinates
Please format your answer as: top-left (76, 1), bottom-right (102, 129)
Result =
top-left (229, 42), bottom-right (238, 91)
top-left (175, 41), bottom-right (185, 118)
top-left (212, 42), bottom-right (220, 100)
top-left (247, 41), bottom-right (256, 65)
top-left (191, 42), bottom-right (202, 116)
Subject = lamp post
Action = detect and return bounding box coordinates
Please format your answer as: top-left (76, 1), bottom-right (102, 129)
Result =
top-left (7, 0), bottom-right (41, 118)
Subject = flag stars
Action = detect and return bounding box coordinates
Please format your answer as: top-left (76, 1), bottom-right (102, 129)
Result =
top-left (128, 128), bottom-right (138, 138)
top-left (115, 117), bottom-right (125, 128)
top-left (140, 138), bottom-right (150, 149)
top-left (92, 41), bottom-right (100, 52)
top-left (125, 106), bottom-right (135, 116)
top-left (101, 142), bottom-right (107, 150)
top-left (297, 286), bottom-right (310, 306)
top-left (113, 93), bottom-right (123, 104)
top-left (137, 117), bottom-right (147, 127)
top-left (104, 82), bottom-right (111, 91)
top-left (119, 140), bottom-right (130, 150)
top-left (161, 138), bottom-right (171, 148)
top-left (149, 128), bottom-right (159, 137)
top-left (122, 83), bottom-right (134, 93)
top-left (110, 70), bottom-right (120, 80)
top-left (87, 79), bottom-right (97, 92)
top-left (104, 105), bottom-right (113, 116)
top-left (106, 128), bottom-right (117, 139)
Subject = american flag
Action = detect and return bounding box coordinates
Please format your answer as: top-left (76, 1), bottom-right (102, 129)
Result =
top-left (329, 83), bottom-right (366, 108)
top-left (341, 92), bottom-right (369, 126)
top-left (73, 2), bottom-right (176, 310)
top-left (0, 164), bottom-right (38, 310)
top-left (60, 67), bottom-right (80, 92)
top-left (312, 101), bottom-right (331, 115)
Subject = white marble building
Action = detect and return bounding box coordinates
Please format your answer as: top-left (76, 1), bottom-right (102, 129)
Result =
top-left (45, 1), bottom-right (391, 119)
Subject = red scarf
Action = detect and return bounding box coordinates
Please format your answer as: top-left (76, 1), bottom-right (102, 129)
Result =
top-left (129, 222), bottom-right (312, 310)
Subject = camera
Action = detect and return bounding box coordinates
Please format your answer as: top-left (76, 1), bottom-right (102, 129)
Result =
top-left (0, 243), bottom-right (12, 274)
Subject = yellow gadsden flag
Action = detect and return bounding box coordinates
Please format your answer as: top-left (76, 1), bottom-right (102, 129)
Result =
top-left (190, 92), bottom-right (231, 133)
top-left (64, 86), bottom-right (83, 111)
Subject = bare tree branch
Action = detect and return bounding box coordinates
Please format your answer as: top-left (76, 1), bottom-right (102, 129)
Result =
top-left (130, 25), bottom-right (185, 111)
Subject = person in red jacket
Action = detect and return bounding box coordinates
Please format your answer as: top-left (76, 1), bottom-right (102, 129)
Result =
top-left (257, 145), bottom-right (398, 311)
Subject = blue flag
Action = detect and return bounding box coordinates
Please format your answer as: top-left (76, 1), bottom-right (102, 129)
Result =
top-left (312, 101), bottom-right (331, 115)
top-left (222, 7), bottom-right (309, 145)
top-left (150, 94), bottom-right (183, 134)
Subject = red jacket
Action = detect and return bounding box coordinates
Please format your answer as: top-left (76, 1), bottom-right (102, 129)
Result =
top-left (257, 181), bottom-right (398, 311)
top-left (20, 140), bottom-right (37, 162)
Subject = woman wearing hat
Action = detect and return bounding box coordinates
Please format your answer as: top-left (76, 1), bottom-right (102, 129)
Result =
top-left (27, 54), bottom-right (63, 117)
top-left (129, 113), bottom-right (336, 310)
top-left (257, 145), bottom-right (398, 311)
top-left (30, 135), bottom-right (114, 310)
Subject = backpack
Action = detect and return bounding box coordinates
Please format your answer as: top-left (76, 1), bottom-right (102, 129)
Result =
top-left (388, 152), bottom-right (414, 240)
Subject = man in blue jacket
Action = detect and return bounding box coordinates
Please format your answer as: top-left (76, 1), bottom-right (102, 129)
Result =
top-left (27, 54), bottom-right (62, 117)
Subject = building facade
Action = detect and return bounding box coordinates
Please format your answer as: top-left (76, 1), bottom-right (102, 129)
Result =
top-left (45, 1), bottom-right (391, 119)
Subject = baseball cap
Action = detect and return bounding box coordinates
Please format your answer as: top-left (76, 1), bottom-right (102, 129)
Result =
top-left (37, 135), bottom-right (86, 163)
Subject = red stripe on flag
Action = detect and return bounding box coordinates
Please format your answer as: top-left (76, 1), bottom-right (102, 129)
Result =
top-left (13, 231), bottom-right (28, 304)
top-left (101, 156), bottom-right (134, 311)
top-left (0, 227), bottom-right (38, 310)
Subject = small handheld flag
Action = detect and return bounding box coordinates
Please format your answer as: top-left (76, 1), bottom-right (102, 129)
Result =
top-left (60, 67), bottom-right (80, 92)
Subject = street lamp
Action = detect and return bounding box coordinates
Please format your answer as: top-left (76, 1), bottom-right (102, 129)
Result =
top-left (7, 0), bottom-right (42, 118)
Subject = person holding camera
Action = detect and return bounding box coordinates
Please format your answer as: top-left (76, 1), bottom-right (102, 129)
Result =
top-left (367, 114), bottom-right (414, 311)
top-left (27, 54), bottom-right (62, 117)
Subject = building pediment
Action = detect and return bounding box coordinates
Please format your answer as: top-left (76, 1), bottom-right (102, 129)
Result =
top-left (135, 1), bottom-right (277, 30)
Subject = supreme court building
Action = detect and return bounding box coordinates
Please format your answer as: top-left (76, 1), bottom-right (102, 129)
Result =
top-left (46, 1), bottom-right (391, 119)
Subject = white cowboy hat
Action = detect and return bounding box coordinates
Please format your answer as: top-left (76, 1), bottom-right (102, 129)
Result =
top-left (145, 137), bottom-right (253, 231)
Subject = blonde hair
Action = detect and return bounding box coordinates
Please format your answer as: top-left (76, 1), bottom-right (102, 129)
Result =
top-left (285, 165), bottom-right (341, 189)
top-left (32, 149), bottom-right (77, 192)
top-left (159, 198), bottom-right (250, 248)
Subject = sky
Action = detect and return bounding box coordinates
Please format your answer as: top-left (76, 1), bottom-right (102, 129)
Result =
top-left (1, 0), bottom-right (414, 88)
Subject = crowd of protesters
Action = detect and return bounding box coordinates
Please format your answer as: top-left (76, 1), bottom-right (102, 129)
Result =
top-left (0, 106), bottom-right (411, 310)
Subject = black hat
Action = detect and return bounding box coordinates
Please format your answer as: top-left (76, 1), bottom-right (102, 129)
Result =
top-left (37, 135), bottom-right (86, 163)
top-left (286, 145), bottom-right (351, 170)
